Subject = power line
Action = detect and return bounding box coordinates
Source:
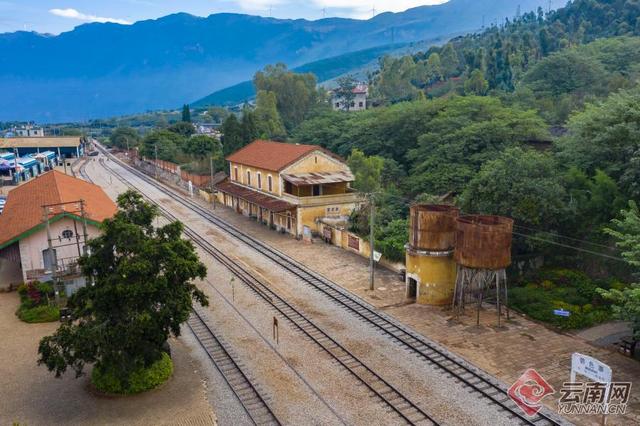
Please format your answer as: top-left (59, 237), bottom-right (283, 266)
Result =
top-left (512, 224), bottom-right (615, 250)
top-left (512, 231), bottom-right (627, 262)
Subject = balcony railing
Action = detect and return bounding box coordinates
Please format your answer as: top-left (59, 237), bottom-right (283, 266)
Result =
top-left (281, 191), bottom-right (362, 206)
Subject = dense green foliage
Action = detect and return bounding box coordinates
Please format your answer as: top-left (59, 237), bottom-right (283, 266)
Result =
top-left (92, 352), bottom-right (173, 395)
top-left (38, 192), bottom-right (208, 387)
top-left (16, 282), bottom-right (59, 323)
top-left (599, 201), bottom-right (640, 338)
top-left (510, 268), bottom-right (616, 329)
top-left (109, 127), bottom-right (140, 150)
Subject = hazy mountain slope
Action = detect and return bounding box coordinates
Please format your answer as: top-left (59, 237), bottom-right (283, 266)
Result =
top-left (0, 0), bottom-right (549, 122)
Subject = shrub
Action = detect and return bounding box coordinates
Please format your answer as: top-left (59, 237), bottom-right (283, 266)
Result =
top-left (17, 305), bottom-right (60, 323)
top-left (91, 352), bottom-right (173, 395)
top-left (509, 268), bottom-right (615, 330)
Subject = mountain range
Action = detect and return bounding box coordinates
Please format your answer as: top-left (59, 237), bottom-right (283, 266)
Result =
top-left (0, 0), bottom-right (550, 122)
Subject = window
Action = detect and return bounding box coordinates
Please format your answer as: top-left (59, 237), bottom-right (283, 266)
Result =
top-left (314, 156), bottom-right (318, 164)
top-left (257, 173), bottom-right (262, 189)
top-left (313, 185), bottom-right (321, 196)
top-left (61, 229), bottom-right (74, 239)
top-left (234, 167), bottom-right (238, 181)
top-left (268, 175), bottom-right (273, 192)
top-left (246, 170), bottom-right (251, 186)
top-left (359, 102), bottom-right (364, 108)
top-left (335, 102), bottom-right (340, 108)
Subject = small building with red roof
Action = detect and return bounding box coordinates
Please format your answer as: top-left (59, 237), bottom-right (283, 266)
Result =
top-left (0, 170), bottom-right (117, 290)
top-left (217, 140), bottom-right (361, 238)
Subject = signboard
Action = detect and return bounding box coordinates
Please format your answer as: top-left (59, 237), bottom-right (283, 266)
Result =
top-left (348, 235), bottom-right (360, 251)
top-left (571, 353), bottom-right (612, 384)
top-left (554, 309), bottom-right (571, 317)
top-left (373, 251), bottom-right (382, 262)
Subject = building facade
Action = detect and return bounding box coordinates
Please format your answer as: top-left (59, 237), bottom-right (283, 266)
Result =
top-left (216, 140), bottom-right (361, 238)
top-left (332, 83), bottom-right (368, 111)
top-left (0, 171), bottom-right (117, 292)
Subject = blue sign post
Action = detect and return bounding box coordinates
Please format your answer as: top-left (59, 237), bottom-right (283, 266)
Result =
top-left (553, 309), bottom-right (571, 317)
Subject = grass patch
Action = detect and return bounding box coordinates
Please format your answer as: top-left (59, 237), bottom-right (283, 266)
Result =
top-left (16, 305), bottom-right (60, 323)
top-left (91, 352), bottom-right (173, 395)
top-left (509, 268), bottom-right (624, 330)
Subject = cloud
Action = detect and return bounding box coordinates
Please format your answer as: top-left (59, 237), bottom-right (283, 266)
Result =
top-left (312, 0), bottom-right (448, 18)
top-left (49, 8), bottom-right (132, 25)
top-left (233, 0), bottom-right (288, 12)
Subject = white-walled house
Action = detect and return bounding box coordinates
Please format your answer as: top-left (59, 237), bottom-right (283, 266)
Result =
top-left (0, 171), bottom-right (117, 291)
top-left (332, 83), bottom-right (368, 111)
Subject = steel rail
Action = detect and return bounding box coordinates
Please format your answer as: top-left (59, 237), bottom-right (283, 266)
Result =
top-left (99, 156), bottom-right (438, 426)
top-left (98, 145), bottom-right (568, 426)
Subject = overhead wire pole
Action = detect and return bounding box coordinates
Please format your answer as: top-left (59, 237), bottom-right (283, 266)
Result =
top-left (154, 143), bottom-right (159, 179)
top-left (369, 192), bottom-right (375, 291)
top-left (210, 155), bottom-right (216, 210)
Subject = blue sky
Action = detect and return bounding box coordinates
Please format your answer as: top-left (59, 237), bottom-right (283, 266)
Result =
top-left (0, 0), bottom-right (448, 34)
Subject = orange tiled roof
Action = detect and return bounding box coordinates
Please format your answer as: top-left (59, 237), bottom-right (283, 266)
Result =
top-left (0, 170), bottom-right (117, 248)
top-left (226, 140), bottom-right (338, 172)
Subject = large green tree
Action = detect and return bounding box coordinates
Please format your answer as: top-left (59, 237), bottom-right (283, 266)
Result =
top-left (109, 127), bottom-right (140, 150)
top-left (254, 90), bottom-right (286, 139)
top-left (221, 114), bottom-right (243, 156)
top-left (38, 191), bottom-right (208, 384)
top-left (407, 96), bottom-right (547, 195)
top-left (557, 88), bottom-right (640, 190)
top-left (141, 130), bottom-right (185, 161)
top-left (253, 63), bottom-right (319, 132)
top-left (459, 147), bottom-right (566, 228)
top-left (599, 201), bottom-right (640, 340)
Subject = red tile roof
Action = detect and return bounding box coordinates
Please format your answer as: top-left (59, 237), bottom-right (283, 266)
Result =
top-left (226, 140), bottom-right (336, 172)
top-left (216, 181), bottom-right (295, 212)
top-left (0, 170), bottom-right (117, 248)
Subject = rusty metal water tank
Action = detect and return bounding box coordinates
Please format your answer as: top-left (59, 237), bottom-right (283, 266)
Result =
top-left (409, 204), bottom-right (460, 251)
top-left (454, 215), bottom-right (514, 269)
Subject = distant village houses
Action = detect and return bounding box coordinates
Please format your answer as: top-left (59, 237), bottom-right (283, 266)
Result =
top-left (332, 83), bottom-right (368, 112)
top-left (215, 140), bottom-right (361, 239)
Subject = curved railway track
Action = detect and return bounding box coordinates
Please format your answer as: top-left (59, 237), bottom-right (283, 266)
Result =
top-left (97, 145), bottom-right (568, 426)
top-left (99, 156), bottom-right (438, 426)
top-left (77, 157), bottom-right (93, 183)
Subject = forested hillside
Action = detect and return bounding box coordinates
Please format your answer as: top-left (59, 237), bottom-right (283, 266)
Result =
top-left (138, 0), bottom-right (640, 330)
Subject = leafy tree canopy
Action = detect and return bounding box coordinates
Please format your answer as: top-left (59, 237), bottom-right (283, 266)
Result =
top-left (38, 191), bottom-right (208, 383)
top-left (109, 127), bottom-right (140, 150)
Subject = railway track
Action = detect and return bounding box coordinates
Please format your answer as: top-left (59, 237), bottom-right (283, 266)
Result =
top-left (97, 145), bottom-right (568, 426)
top-left (77, 157), bottom-right (93, 183)
top-left (188, 308), bottom-right (281, 426)
top-left (99, 156), bottom-right (438, 425)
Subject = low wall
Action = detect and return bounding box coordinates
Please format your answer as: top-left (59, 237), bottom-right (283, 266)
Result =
top-left (319, 223), bottom-right (404, 274)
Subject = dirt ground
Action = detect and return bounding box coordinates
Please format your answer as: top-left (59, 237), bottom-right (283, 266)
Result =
top-left (0, 292), bottom-right (216, 426)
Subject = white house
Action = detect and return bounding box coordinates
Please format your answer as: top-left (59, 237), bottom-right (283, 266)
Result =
top-left (332, 83), bottom-right (368, 111)
top-left (0, 170), bottom-right (117, 292)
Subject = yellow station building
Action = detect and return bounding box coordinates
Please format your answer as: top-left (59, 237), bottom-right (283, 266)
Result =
top-left (216, 140), bottom-right (361, 238)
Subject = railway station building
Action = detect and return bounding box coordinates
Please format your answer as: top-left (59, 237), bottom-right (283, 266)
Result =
top-left (216, 140), bottom-right (361, 238)
top-left (0, 171), bottom-right (117, 292)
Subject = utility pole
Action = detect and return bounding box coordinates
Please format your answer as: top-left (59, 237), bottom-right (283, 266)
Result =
top-left (154, 144), bottom-right (159, 179)
top-left (210, 156), bottom-right (216, 210)
top-left (369, 193), bottom-right (375, 291)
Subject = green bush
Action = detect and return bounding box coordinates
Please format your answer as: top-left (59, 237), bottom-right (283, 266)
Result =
top-left (509, 268), bottom-right (616, 330)
top-left (17, 305), bottom-right (60, 323)
top-left (91, 352), bottom-right (173, 395)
